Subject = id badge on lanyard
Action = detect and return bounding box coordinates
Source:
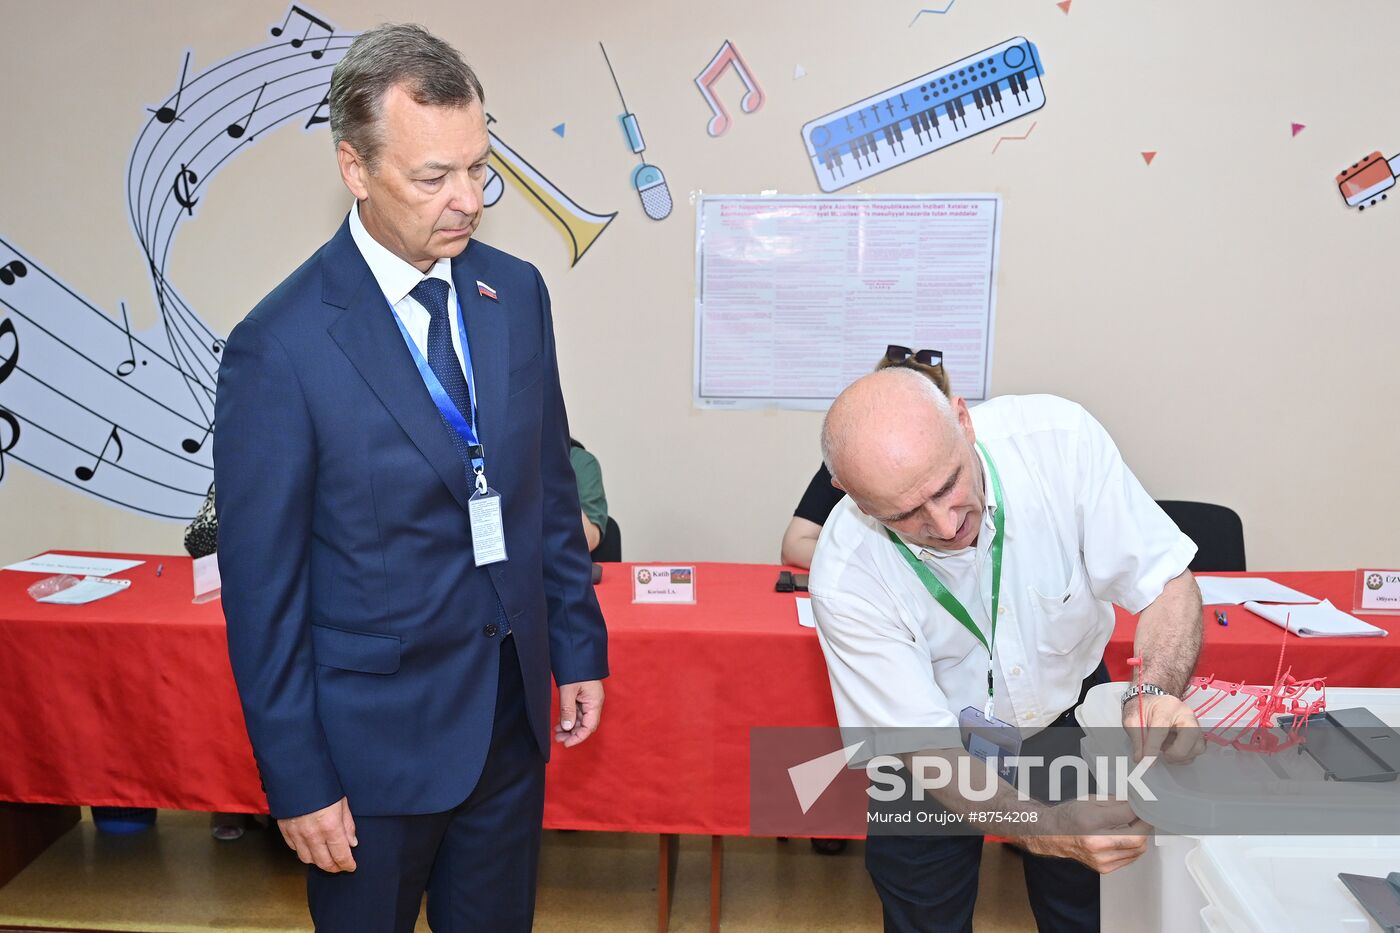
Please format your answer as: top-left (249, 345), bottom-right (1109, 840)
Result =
top-left (388, 293), bottom-right (508, 567)
top-left (889, 442), bottom-right (1012, 771)
top-left (469, 486), bottom-right (508, 566)
top-left (958, 705), bottom-right (1023, 785)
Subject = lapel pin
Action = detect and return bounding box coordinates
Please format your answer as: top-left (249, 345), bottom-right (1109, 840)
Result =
top-left (476, 280), bottom-right (498, 301)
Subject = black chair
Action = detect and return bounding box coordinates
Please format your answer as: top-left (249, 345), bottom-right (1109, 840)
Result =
top-left (1156, 500), bottom-right (1245, 572)
top-left (590, 516), bottom-right (621, 563)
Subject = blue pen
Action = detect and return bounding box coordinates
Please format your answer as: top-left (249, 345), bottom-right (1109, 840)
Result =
top-left (156, 563), bottom-right (164, 578)
top-left (1215, 609), bottom-right (1228, 626)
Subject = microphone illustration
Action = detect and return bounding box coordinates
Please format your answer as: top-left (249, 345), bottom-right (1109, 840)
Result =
top-left (602, 42), bottom-right (673, 221)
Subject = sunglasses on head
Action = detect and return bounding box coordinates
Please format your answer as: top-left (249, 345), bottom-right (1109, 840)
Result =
top-left (885, 345), bottom-right (944, 367)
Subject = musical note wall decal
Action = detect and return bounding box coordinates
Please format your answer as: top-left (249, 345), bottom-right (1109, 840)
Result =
top-left (182, 421), bottom-right (212, 454)
top-left (0, 409), bottom-right (18, 483)
top-left (0, 260), bottom-right (27, 286)
top-left (0, 4), bottom-right (614, 518)
top-left (75, 426), bottom-right (123, 482)
top-left (305, 92), bottom-right (330, 129)
top-left (271, 5), bottom-right (334, 58)
top-left (694, 40), bottom-right (765, 137)
top-left (152, 52), bottom-right (191, 124)
top-left (116, 302), bottom-right (145, 377)
top-left (0, 317), bottom-right (18, 389)
top-left (0, 315), bottom-right (17, 484)
top-left (226, 83), bottom-right (267, 139)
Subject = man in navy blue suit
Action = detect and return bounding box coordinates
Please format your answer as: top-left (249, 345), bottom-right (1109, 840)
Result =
top-left (214, 23), bottom-right (608, 932)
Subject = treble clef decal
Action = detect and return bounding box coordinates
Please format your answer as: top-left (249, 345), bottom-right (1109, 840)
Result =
top-left (0, 317), bottom-right (17, 386)
top-left (0, 408), bottom-right (17, 484)
top-left (0, 316), bottom-right (20, 483)
top-left (0, 6), bottom-right (615, 518)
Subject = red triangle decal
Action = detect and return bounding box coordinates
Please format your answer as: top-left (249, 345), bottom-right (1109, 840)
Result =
top-left (1291, 122), bottom-right (1306, 137)
top-left (1141, 151), bottom-right (1157, 165)
top-left (1057, 0), bottom-right (1072, 13)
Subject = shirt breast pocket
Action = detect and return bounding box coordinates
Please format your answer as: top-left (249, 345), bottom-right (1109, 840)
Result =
top-left (1028, 560), bottom-right (1093, 656)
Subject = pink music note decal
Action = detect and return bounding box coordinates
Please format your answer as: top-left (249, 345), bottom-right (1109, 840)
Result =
top-left (694, 40), bottom-right (765, 137)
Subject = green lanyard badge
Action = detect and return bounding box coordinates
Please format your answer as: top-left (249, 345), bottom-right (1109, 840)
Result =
top-left (887, 441), bottom-right (1005, 719)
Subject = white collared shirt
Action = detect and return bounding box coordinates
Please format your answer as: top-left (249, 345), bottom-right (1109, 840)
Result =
top-left (348, 201), bottom-right (468, 378)
top-left (809, 395), bottom-right (1195, 750)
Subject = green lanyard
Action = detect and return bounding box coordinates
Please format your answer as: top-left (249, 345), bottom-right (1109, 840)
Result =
top-left (886, 441), bottom-right (1005, 719)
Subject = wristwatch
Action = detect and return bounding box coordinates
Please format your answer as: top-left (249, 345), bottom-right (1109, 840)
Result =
top-left (1121, 683), bottom-right (1170, 705)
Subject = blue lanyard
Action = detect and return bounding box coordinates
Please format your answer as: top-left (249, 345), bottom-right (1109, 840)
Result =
top-left (386, 285), bottom-right (487, 491)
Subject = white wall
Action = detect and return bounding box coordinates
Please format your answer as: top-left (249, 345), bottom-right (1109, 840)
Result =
top-left (1, 0), bottom-right (1395, 569)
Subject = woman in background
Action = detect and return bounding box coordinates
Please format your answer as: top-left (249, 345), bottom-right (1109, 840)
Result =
top-left (570, 438), bottom-right (610, 555)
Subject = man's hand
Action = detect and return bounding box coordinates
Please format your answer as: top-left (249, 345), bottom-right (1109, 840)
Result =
top-left (556, 679), bottom-right (604, 747)
top-left (278, 796), bottom-right (357, 873)
top-left (1023, 799), bottom-right (1149, 874)
top-left (1122, 693), bottom-right (1205, 764)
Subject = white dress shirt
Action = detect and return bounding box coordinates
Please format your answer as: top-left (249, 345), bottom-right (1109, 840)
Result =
top-left (809, 395), bottom-right (1195, 752)
top-left (348, 201), bottom-right (469, 381)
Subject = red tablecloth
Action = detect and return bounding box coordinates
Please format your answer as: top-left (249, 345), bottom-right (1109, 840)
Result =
top-left (1102, 570), bottom-right (1395, 685)
top-left (0, 557), bottom-right (1393, 835)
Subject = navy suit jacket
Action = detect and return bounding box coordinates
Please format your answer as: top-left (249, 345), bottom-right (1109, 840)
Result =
top-left (214, 219), bottom-right (608, 819)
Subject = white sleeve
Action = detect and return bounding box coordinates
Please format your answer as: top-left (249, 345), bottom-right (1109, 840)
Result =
top-left (1072, 405), bottom-right (1197, 614)
top-left (810, 575), bottom-right (961, 756)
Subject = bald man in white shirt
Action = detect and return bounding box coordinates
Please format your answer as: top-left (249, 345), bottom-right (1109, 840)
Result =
top-left (810, 369), bottom-right (1204, 933)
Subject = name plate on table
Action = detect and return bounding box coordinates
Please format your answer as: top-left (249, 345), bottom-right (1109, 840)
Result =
top-left (1356, 569), bottom-right (1400, 614)
top-left (193, 553), bottom-right (222, 604)
top-left (632, 566), bottom-right (696, 604)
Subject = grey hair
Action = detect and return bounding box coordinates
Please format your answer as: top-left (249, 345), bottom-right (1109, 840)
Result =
top-left (329, 23), bottom-right (485, 169)
top-left (820, 367), bottom-right (956, 483)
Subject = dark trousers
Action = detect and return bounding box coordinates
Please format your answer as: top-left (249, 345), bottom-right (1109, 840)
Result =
top-left (307, 635), bottom-right (545, 933)
top-left (865, 663), bottom-right (1109, 933)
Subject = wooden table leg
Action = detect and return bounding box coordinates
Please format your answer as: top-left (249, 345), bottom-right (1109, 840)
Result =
top-left (0, 802), bottom-right (80, 887)
top-left (709, 835), bottom-right (723, 933)
top-left (658, 833), bottom-right (680, 933)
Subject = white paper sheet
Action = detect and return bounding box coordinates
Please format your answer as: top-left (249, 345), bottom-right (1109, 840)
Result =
top-left (4, 553), bottom-right (144, 577)
top-left (796, 596), bottom-right (816, 628)
top-left (192, 553), bottom-right (222, 604)
top-left (36, 575), bottom-right (132, 605)
top-left (1196, 576), bottom-right (1318, 606)
top-left (1244, 599), bottom-right (1387, 638)
top-left (693, 195), bottom-right (1000, 410)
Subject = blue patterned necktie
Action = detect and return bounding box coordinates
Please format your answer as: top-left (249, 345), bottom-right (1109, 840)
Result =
top-left (410, 277), bottom-right (475, 467)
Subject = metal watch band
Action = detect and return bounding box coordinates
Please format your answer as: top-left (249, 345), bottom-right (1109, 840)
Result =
top-left (1121, 683), bottom-right (1170, 704)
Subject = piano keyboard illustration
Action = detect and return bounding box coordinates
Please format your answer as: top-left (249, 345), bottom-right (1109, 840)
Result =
top-left (801, 37), bottom-right (1045, 193)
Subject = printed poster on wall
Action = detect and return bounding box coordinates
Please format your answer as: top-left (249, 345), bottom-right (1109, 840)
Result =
top-left (693, 195), bottom-right (1000, 410)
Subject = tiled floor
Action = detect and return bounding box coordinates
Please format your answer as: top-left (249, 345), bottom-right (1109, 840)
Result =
top-left (0, 812), bottom-right (1037, 931)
